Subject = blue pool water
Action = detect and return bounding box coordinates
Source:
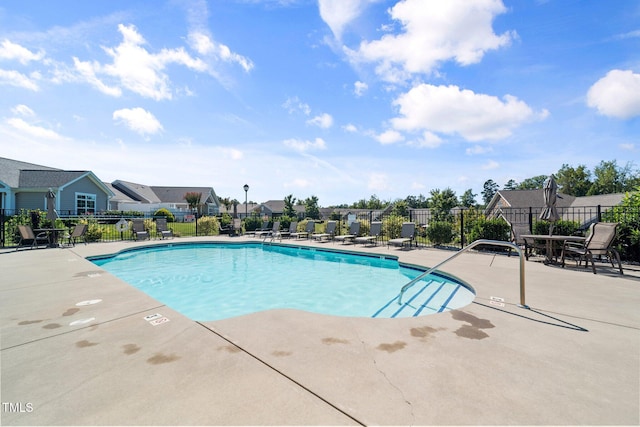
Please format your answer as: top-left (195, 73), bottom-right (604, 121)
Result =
top-left (91, 243), bottom-right (475, 321)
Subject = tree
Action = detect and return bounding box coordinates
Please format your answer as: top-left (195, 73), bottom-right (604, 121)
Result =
top-left (517, 175), bottom-right (547, 190)
top-left (429, 188), bottom-right (458, 221)
top-left (588, 160), bottom-right (640, 195)
top-left (556, 164), bottom-right (592, 196)
top-left (304, 195), bottom-right (320, 219)
top-left (391, 200), bottom-right (409, 217)
top-left (481, 180), bottom-right (499, 205)
top-left (219, 197), bottom-right (233, 211)
top-left (283, 194), bottom-right (297, 217)
top-left (460, 189), bottom-right (477, 208)
top-left (405, 194), bottom-right (429, 208)
top-left (503, 179), bottom-right (518, 190)
top-left (350, 194), bottom-right (387, 209)
top-left (184, 192), bottom-right (202, 215)
top-left (367, 194), bottom-right (385, 209)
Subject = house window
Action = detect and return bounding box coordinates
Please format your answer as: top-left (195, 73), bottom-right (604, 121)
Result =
top-left (76, 193), bottom-right (96, 215)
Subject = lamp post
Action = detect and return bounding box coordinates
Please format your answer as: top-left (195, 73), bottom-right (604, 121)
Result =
top-left (243, 184), bottom-right (249, 218)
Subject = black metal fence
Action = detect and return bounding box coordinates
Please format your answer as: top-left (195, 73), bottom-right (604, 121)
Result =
top-left (3, 205), bottom-right (639, 262)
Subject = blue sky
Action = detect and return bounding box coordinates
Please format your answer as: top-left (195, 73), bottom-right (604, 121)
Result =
top-left (1, 0), bottom-right (638, 206)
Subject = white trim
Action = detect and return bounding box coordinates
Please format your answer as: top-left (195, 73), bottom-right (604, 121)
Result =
top-left (75, 192), bottom-right (97, 215)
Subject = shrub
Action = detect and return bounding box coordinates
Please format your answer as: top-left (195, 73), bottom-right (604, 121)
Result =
top-left (383, 214), bottom-right (405, 239)
top-left (467, 218), bottom-right (511, 243)
top-left (426, 221), bottom-right (455, 246)
top-left (244, 216), bottom-right (264, 232)
top-left (197, 216), bottom-right (220, 236)
top-left (218, 213), bottom-right (232, 227)
top-left (532, 219), bottom-right (579, 236)
top-left (79, 217), bottom-right (104, 242)
top-left (297, 219), bottom-right (314, 233)
top-left (153, 208), bottom-right (175, 222)
top-left (277, 215), bottom-right (295, 231)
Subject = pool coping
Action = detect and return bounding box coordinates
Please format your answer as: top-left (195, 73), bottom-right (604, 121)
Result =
top-left (1, 236), bottom-right (639, 425)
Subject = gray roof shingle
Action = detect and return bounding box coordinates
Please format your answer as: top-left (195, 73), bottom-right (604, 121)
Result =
top-left (0, 157), bottom-right (60, 187)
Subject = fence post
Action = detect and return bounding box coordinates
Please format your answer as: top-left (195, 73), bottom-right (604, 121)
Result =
top-left (195, 214), bottom-right (198, 236)
top-left (597, 205), bottom-right (602, 222)
top-left (0, 209), bottom-right (4, 248)
top-left (528, 207), bottom-right (533, 232)
top-left (460, 210), bottom-right (465, 248)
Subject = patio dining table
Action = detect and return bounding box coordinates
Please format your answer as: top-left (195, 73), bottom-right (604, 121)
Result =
top-left (521, 234), bottom-right (586, 264)
top-left (34, 228), bottom-right (67, 248)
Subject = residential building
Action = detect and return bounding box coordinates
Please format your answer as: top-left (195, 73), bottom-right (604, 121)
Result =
top-left (0, 157), bottom-right (113, 215)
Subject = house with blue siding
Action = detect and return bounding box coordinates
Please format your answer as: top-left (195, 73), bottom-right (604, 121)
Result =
top-left (0, 157), bottom-right (113, 215)
top-left (1, 157), bottom-right (221, 218)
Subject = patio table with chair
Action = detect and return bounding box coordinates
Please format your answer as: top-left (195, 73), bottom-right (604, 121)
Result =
top-left (520, 234), bottom-right (586, 264)
top-left (33, 227), bottom-right (68, 248)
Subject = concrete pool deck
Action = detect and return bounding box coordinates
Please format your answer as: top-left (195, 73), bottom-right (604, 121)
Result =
top-left (1, 236), bottom-right (638, 425)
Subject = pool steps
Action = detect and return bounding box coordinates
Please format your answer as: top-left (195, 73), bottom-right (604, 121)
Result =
top-left (373, 279), bottom-right (465, 318)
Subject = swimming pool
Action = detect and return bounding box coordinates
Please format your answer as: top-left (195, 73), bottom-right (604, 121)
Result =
top-left (91, 242), bottom-right (475, 321)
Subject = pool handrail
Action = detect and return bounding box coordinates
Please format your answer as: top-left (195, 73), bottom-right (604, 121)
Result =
top-left (397, 239), bottom-right (528, 309)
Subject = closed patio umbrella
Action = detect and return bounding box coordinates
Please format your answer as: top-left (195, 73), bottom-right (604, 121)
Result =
top-left (46, 188), bottom-right (58, 223)
top-left (539, 175), bottom-right (560, 235)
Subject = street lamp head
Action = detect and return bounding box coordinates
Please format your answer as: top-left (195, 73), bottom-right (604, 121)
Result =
top-left (243, 184), bottom-right (249, 192)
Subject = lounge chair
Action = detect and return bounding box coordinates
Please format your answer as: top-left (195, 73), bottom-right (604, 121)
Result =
top-left (231, 218), bottom-right (242, 236)
top-left (354, 221), bottom-right (382, 246)
top-left (67, 224), bottom-right (88, 246)
top-left (312, 221), bottom-right (336, 242)
top-left (257, 221), bottom-right (280, 239)
top-left (279, 222), bottom-right (297, 239)
top-left (132, 219), bottom-right (150, 240)
top-left (388, 222), bottom-right (416, 249)
top-left (335, 221), bottom-right (360, 244)
top-left (291, 221), bottom-right (314, 239)
top-left (561, 222), bottom-right (623, 274)
top-left (247, 220), bottom-right (269, 237)
top-left (16, 225), bottom-right (49, 250)
top-left (156, 218), bottom-right (173, 239)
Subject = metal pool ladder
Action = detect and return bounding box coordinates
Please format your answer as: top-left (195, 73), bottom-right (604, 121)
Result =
top-left (397, 239), bottom-right (528, 309)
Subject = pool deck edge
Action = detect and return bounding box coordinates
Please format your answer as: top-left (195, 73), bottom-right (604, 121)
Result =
top-left (1, 236), bottom-right (639, 425)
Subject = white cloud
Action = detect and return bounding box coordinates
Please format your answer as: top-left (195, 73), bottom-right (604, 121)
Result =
top-left (112, 107), bottom-right (163, 136)
top-left (283, 137), bottom-right (327, 152)
top-left (375, 129), bottom-right (404, 145)
top-left (306, 113), bottom-right (333, 128)
top-left (318, 0), bottom-right (371, 40)
top-left (407, 131), bottom-right (442, 148)
top-left (5, 117), bottom-right (64, 140)
top-left (0, 69), bottom-right (40, 91)
top-left (346, 0), bottom-right (514, 82)
top-left (481, 160), bottom-right (499, 170)
top-left (11, 104), bottom-right (35, 117)
top-left (391, 83), bottom-right (542, 141)
top-left (619, 143), bottom-right (635, 151)
top-left (343, 123), bottom-right (358, 133)
top-left (466, 144), bottom-right (493, 155)
top-left (367, 172), bottom-right (392, 191)
top-left (187, 31), bottom-right (253, 72)
top-left (587, 69), bottom-right (640, 119)
top-left (222, 147), bottom-right (244, 160)
top-left (284, 178), bottom-right (312, 189)
top-left (354, 80), bottom-right (368, 97)
top-left (283, 96), bottom-right (311, 115)
top-left (72, 57), bottom-right (122, 97)
top-left (0, 40), bottom-right (45, 64)
top-left (72, 24), bottom-right (210, 100)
